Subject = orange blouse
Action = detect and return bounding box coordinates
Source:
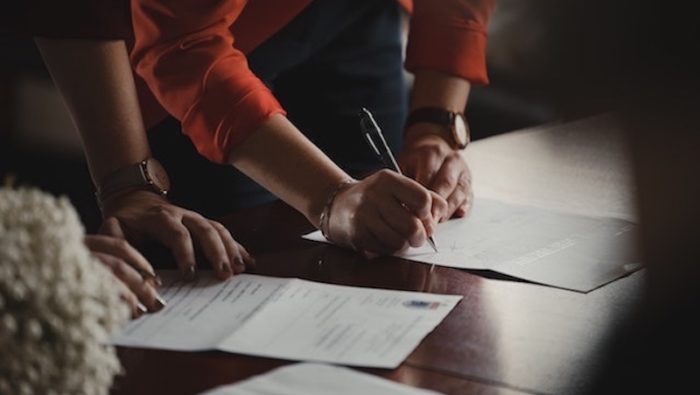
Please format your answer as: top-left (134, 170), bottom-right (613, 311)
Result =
top-left (130, 0), bottom-right (495, 163)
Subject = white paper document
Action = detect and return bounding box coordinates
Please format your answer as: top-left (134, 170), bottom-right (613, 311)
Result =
top-left (113, 272), bottom-right (461, 368)
top-left (199, 362), bottom-right (443, 395)
top-left (303, 199), bottom-right (641, 292)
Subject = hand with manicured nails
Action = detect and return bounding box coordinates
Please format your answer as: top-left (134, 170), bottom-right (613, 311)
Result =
top-left (399, 132), bottom-right (473, 221)
top-left (325, 169), bottom-right (447, 255)
top-left (98, 190), bottom-right (255, 283)
top-left (84, 234), bottom-right (164, 318)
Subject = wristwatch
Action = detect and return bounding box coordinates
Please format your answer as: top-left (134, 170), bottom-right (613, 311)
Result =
top-left (405, 107), bottom-right (470, 149)
top-left (95, 158), bottom-right (170, 203)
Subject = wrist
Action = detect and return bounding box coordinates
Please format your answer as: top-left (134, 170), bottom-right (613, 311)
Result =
top-left (95, 157), bottom-right (170, 212)
top-left (316, 179), bottom-right (357, 239)
top-left (99, 188), bottom-right (168, 216)
top-left (404, 126), bottom-right (456, 157)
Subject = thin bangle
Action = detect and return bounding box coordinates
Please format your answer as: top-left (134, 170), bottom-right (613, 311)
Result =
top-left (319, 178), bottom-right (356, 242)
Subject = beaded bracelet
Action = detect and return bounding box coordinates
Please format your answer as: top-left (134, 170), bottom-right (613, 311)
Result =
top-left (319, 179), bottom-right (356, 242)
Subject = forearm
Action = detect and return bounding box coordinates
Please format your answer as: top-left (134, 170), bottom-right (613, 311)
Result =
top-left (34, 38), bottom-right (150, 184)
top-left (228, 114), bottom-right (350, 227)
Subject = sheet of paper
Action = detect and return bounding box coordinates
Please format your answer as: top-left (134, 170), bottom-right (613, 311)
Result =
top-left (113, 272), bottom-right (461, 368)
top-left (303, 199), bottom-right (641, 292)
top-left (198, 363), bottom-right (443, 395)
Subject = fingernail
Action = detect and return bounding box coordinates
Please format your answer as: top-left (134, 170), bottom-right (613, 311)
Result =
top-left (247, 256), bottom-right (257, 268)
top-left (137, 303), bottom-right (148, 315)
top-left (234, 257), bottom-right (246, 271)
top-left (183, 265), bottom-right (196, 281)
top-left (144, 273), bottom-right (163, 287)
top-left (154, 296), bottom-right (167, 310)
top-left (222, 262), bottom-right (232, 273)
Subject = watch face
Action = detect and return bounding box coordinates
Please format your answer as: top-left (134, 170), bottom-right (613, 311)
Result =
top-left (452, 113), bottom-right (470, 148)
top-left (145, 159), bottom-right (171, 192)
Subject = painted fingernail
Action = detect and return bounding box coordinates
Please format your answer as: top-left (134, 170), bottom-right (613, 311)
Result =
top-left (234, 257), bottom-right (246, 271)
top-left (222, 262), bottom-right (232, 273)
top-left (183, 265), bottom-right (196, 281)
top-left (246, 256), bottom-right (257, 268)
top-left (144, 273), bottom-right (163, 287)
top-left (137, 303), bottom-right (148, 315)
top-left (154, 296), bottom-right (167, 310)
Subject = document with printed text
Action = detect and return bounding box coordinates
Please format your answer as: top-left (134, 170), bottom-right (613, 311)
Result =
top-left (198, 362), bottom-right (443, 395)
top-left (112, 272), bottom-right (461, 368)
top-left (303, 199), bottom-right (641, 292)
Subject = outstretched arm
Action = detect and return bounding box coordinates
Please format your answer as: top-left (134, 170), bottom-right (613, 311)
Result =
top-left (131, 0), bottom-right (446, 255)
top-left (34, 38), bottom-right (252, 281)
top-left (399, 0), bottom-right (495, 220)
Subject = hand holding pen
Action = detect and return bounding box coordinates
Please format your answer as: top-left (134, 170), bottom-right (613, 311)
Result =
top-left (314, 109), bottom-right (447, 256)
top-left (359, 108), bottom-right (440, 253)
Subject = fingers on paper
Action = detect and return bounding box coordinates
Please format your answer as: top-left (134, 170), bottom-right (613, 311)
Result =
top-left (92, 251), bottom-right (164, 317)
top-left (143, 209), bottom-right (197, 281)
top-left (84, 234), bottom-right (156, 279)
top-left (182, 215), bottom-right (233, 280)
top-left (211, 221), bottom-right (255, 273)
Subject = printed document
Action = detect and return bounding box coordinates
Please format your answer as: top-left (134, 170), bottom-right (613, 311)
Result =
top-left (113, 272), bottom-right (461, 368)
top-left (303, 199), bottom-right (641, 292)
top-left (199, 363), bottom-right (443, 395)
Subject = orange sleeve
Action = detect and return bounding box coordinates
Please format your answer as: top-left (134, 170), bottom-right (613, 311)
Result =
top-left (130, 0), bottom-right (285, 164)
top-left (405, 0), bottom-right (495, 85)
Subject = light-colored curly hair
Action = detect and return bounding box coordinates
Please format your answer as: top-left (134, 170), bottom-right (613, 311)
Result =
top-left (0, 187), bottom-right (129, 395)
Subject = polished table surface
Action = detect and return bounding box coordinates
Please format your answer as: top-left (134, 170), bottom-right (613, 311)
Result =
top-left (112, 113), bottom-right (644, 395)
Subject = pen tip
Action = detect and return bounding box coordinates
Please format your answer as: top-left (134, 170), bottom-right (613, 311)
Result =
top-left (428, 237), bottom-right (438, 253)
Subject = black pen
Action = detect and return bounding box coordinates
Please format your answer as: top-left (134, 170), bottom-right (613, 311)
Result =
top-left (359, 107), bottom-right (438, 253)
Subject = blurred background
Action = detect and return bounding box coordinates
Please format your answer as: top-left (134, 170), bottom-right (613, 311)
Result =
top-left (0, 0), bottom-right (697, 230)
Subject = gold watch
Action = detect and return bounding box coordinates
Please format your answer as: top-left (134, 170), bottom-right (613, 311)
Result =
top-left (405, 107), bottom-right (470, 149)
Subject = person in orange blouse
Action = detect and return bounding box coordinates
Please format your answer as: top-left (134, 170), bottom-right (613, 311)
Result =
top-left (5, 0), bottom-right (257, 312)
top-left (99, 0), bottom-right (495, 259)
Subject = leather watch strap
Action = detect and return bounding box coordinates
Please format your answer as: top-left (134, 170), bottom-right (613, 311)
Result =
top-left (405, 107), bottom-right (455, 129)
top-left (97, 162), bottom-right (149, 199)
top-left (405, 107), bottom-right (469, 149)
top-left (95, 158), bottom-right (170, 204)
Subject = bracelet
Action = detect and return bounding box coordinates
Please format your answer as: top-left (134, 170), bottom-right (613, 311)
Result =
top-left (319, 178), bottom-right (356, 242)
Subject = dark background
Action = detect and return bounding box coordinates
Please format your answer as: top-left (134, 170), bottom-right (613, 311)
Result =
top-left (1, 1), bottom-right (698, 393)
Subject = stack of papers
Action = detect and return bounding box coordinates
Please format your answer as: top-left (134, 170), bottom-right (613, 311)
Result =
top-left (199, 363), bottom-right (443, 395)
top-left (304, 199), bottom-right (641, 292)
top-left (113, 272), bottom-right (461, 368)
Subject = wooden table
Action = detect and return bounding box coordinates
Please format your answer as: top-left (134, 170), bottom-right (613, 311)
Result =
top-left (112, 113), bottom-right (644, 395)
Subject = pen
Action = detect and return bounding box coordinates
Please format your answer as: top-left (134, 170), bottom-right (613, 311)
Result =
top-left (359, 107), bottom-right (438, 253)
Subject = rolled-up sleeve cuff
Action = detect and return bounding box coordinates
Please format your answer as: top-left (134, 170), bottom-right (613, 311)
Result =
top-left (405, 21), bottom-right (489, 85)
top-left (182, 73), bottom-right (286, 164)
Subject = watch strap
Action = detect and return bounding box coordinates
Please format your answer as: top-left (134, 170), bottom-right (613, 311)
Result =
top-left (405, 107), bottom-right (469, 149)
top-left (406, 107), bottom-right (457, 129)
top-left (95, 159), bottom-right (169, 205)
